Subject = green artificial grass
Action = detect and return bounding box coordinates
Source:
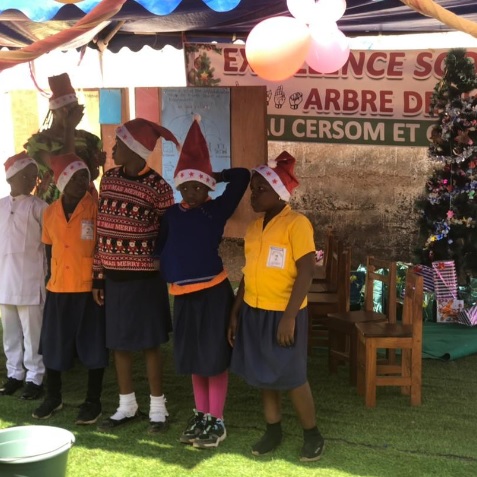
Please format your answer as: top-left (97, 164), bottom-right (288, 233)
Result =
top-left (1, 337), bottom-right (477, 476)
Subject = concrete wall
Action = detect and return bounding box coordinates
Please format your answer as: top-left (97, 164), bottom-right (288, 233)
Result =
top-left (221, 142), bottom-right (433, 280)
top-left (268, 142), bottom-right (434, 269)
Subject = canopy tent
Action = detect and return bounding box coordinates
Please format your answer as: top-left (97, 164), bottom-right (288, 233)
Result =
top-left (2, 0), bottom-right (477, 141)
top-left (1, 0), bottom-right (477, 57)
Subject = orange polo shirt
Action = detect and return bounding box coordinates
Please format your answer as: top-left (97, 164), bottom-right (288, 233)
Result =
top-left (243, 205), bottom-right (315, 311)
top-left (42, 192), bottom-right (97, 293)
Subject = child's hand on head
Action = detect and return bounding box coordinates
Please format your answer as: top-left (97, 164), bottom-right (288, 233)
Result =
top-left (212, 171), bottom-right (224, 183)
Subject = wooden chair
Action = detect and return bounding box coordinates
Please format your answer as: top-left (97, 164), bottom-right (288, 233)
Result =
top-left (309, 227), bottom-right (334, 290)
top-left (356, 271), bottom-right (424, 407)
top-left (323, 257), bottom-right (397, 385)
top-left (307, 246), bottom-right (351, 353)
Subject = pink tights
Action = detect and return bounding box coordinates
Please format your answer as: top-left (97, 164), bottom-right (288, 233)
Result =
top-left (191, 371), bottom-right (228, 419)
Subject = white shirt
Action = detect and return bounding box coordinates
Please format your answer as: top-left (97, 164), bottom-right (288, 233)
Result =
top-left (0, 194), bottom-right (48, 305)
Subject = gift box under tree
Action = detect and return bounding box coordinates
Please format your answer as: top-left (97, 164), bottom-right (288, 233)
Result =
top-left (432, 261), bottom-right (464, 323)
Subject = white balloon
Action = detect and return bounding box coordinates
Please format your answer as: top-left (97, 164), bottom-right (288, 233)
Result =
top-left (313, 0), bottom-right (347, 22)
top-left (287, 0), bottom-right (316, 24)
top-left (309, 19), bottom-right (339, 35)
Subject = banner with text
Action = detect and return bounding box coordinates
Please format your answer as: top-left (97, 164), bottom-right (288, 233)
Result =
top-left (185, 44), bottom-right (477, 146)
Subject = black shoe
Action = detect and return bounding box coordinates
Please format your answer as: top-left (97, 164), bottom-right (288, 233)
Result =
top-left (76, 401), bottom-right (102, 425)
top-left (20, 382), bottom-right (44, 400)
top-left (97, 410), bottom-right (142, 431)
top-left (148, 419), bottom-right (169, 434)
top-left (148, 396), bottom-right (169, 433)
top-left (180, 409), bottom-right (206, 444)
top-left (0, 377), bottom-right (23, 396)
top-left (32, 397), bottom-right (63, 419)
top-left (300, 432), bottom-right (325, 462)
top-left (193, 415), bottom-right (227, 449)
top-left (251, 427), bottom-right (283, 456)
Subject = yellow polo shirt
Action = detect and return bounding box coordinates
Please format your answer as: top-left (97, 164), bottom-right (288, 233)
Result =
top-left (42, 192), bottom-right (97, 293)
top-left (243, 204), bottom-right (315, 311)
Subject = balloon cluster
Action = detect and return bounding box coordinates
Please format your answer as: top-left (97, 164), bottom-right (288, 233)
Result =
top-left (245, 0), bottom-right (349, 82)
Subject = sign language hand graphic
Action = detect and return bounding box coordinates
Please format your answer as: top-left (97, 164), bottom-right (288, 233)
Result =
top-left (289, 91), bottom-right (303, 110)
top-left (274, 85), bottom-right (286, 109)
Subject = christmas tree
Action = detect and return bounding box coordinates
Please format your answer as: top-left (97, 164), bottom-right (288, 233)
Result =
top-left (415, 48), bottom-right (477, 284)
top-left (186, 51), bottom-right (222, 87)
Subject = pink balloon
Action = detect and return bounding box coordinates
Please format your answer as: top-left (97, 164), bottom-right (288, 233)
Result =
top-left (245, 17), bottom-right (312, 81)
top-left (306, 27), bottom-right (350, 74)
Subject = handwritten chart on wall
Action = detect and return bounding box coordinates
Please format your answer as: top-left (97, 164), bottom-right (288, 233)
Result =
top-left (161, 88), bottom-right (230, 202)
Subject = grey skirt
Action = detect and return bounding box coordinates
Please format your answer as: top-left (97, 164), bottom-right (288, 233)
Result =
top-left (230, 303), bottom-right (308, 390)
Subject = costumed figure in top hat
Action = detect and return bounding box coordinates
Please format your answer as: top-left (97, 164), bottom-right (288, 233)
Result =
top-left (24, 73), bottom-right (106, 204)
top-left (228, 151), bottom-right (326, 462)
top-left (154, 115), bottom-right (250, 448)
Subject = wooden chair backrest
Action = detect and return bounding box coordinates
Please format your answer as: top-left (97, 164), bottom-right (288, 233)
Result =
top-left (323, 238), bottom-right (343, 293)
top-left (363, 256), bottom-right (397, 323)
top-left (307, 245), bottom-right (350, 311)
top-left (322, 227), bottom-right (334, 277)
top-left (402, 271), bottom-right (424, 333)
top-left (338, 247), bottom-right (352, 312)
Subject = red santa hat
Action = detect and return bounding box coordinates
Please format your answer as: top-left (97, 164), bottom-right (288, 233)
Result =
top-left (174, 115), bottom-right (215, 190)
top-left (48, 73), bottom-right (78, 110)
top-left (253, 151), bottom-right (299, 202)
top-left (50, 153), bottom-right (90, 192)
top-left (116, 118), bottom-right (180, 161)
top-left (4, 151), bottom-right (37, 180)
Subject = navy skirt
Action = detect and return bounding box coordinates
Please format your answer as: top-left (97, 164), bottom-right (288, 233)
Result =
top-left (105, 273), bottom-right (172, 351)
top-left (230, 303), bottom-right (308, 390)
top-left (173, 279), bottom-right (234, 376)
top-left (40, 291), bottom-right (109, 371)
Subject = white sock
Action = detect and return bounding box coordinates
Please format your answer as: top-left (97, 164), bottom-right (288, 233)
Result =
top-left (149, 394), bottom-right (169, 422)
top-left (110, 392), bottom-right (138, 421)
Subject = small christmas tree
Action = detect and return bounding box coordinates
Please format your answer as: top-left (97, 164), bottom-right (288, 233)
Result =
top-left (186, 52), bottom-right (221, 87)
top-left (415, 48), bottom-right (477, 283)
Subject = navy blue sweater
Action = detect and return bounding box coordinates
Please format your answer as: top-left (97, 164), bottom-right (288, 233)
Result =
top-left (154, 168), bottom-right (250, 285)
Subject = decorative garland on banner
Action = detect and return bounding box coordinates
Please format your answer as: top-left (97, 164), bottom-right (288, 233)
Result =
top-left (401, 0), bottom-right (477, 39)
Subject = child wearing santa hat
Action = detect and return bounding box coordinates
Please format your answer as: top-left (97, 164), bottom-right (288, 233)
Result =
top-left (154, 115), bottom-right (250, 448)
top-left (93, 118), bottom-right (178, 433)
top-left (0, 152), bottom-right (47, 400)
top-left (24, 72), bottom-right (105, 204)
top-left (32, 153), bottom-right (108, 423)
top-left (228, 151), bottom-right (325, 462)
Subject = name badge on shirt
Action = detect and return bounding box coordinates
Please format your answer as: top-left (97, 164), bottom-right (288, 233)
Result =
top-left (267, 246), bottom-right (286, 269)
top-left (81, 220), bottom-right (94, 240)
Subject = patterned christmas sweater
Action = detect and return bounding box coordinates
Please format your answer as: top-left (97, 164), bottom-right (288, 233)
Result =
top-left (93, 166), bottom-right (173, 285)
